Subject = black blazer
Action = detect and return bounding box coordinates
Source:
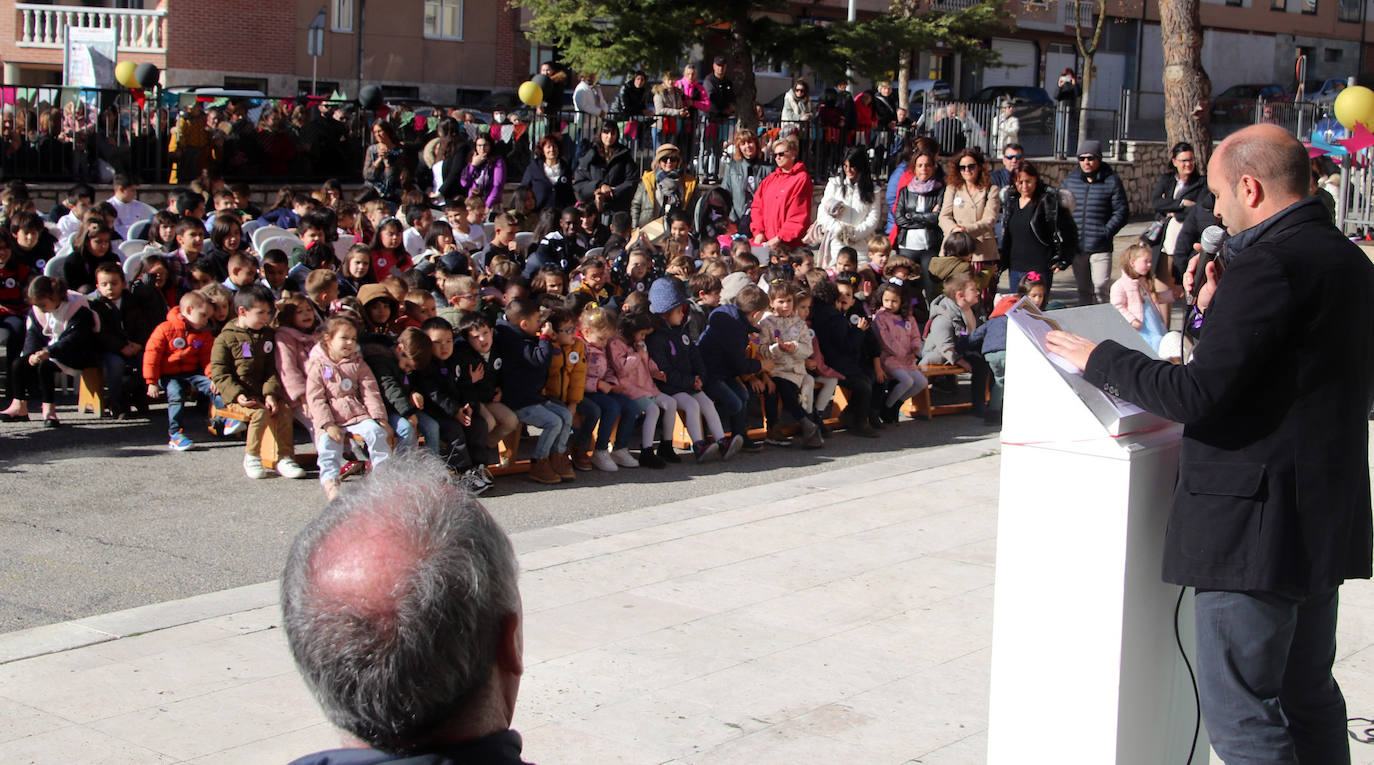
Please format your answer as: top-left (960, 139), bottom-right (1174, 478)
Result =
top-left (1084, 197), bottom-right (1374, 594)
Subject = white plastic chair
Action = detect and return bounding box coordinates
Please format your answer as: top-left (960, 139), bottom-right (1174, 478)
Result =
top-left (333, 233), bottom-right (357, 263)
top-left (514, 231), bottom-right (535, 253)
top-left (44, 254), bottom-right (67, 279)
top-left (483, 222), bottom-right (496, 239)
top-left (584, 247), bottom-right (605, 260)
top-left (258, 234), bottom-right (305, 261)
top-left (251, 225), bottom-right (290, 254)
top-left (122, 253), bottom-right (145, 283)
top-left (120, 239), bottom-right (148, 259)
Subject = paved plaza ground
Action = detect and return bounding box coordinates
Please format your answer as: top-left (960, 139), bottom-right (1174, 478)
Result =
top-left (1, 436), bottom-right (1373, 764)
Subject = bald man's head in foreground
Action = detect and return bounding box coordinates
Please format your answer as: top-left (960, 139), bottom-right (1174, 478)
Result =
top-left (1208, 124), bottom-right (1310, 234)
top-left (282, 451), bottom-right (523, 755)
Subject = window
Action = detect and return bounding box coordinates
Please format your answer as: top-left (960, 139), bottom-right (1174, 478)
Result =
top-left (1271, 0), bottom-right (1286, 10)
top-left (1302, 0), bottom-right (1317, 13)
top-left (332, 0), bottom-right (353, 32)
top-left (299, 80), bottom-right (341, 97)
top-left (1338, 0), bottom-right (1360, 20)
top-left (381, 85), bottom-right (419, 100)
top-left (1226, 0), bottom-right (1243, 7)
top-left (223, 76), bottom-right (267, 92)
top-left (424, 0), bottom-right (463, 40)
top-left (1326, 47), bottom-right (1345, 60)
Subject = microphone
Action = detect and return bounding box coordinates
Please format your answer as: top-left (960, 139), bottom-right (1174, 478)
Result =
top-left (1191, 225), bottom-right (1226, 303)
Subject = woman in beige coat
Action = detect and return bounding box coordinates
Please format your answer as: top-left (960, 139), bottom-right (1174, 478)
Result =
top-left (938, 148), bottom-right (1001, 309)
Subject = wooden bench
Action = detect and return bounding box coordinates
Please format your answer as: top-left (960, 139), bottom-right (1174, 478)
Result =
top-left (76, 367), bottom-right (105, 417)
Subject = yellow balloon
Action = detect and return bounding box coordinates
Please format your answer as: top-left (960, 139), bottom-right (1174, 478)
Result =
top-left (115, 61), bottom-right (139, 89)
top-left (518, 80), bottom-right (543, 107)
top-left (1334, 85), bottom-right (1374, 130)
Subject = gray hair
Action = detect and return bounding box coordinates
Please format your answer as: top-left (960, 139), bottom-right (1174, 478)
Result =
top-left (281, 450), bottom-right (520, 752)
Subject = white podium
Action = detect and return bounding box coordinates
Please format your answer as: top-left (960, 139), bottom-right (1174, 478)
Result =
top-left (986, 303), bottom-right (1209, 765)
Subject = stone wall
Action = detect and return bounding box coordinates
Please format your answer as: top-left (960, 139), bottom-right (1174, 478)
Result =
top-left (1031, 141), bottom-right (1171, 220)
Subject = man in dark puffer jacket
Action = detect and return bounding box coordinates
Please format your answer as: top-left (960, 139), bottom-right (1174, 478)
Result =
top-left (1062, 139), bottom-right (1128, 306)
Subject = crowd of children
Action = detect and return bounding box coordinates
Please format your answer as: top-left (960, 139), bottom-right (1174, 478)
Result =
top-left (0, 158), bottom-right (1043, 498)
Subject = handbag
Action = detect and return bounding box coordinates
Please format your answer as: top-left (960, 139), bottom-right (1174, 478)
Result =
top-left (1142, 219), bottom-right (1165, 246)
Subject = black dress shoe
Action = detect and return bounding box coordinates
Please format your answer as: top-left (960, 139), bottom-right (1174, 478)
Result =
top-left (43, 417), bottom-right (61, 428)
top-left (0, 412), bottom-right (31, 422)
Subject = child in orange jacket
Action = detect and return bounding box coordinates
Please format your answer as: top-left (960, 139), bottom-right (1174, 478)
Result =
top-left (143, 291), bottom-right (224, 450)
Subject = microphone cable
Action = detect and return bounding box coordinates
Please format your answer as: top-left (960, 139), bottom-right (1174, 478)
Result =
top-left (1175, 585), bottom-right (1201, 765)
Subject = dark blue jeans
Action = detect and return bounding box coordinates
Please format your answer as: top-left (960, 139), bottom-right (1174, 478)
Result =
top-left (703, 377), bottom-right (750, 439)
top-left (162, 373), bottom-right (221, 436)
top-left (574, 391), bottom-right (640, 451)
top-left (1194, 588), bottom-right (1348, 765)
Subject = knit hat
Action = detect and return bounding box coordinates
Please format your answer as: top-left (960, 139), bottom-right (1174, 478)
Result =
top-left (654, 143), bottom-right (682, 163)
top-left (357, 283), bottom-right (397, 309)
top-left (719, 272), bottom-right (752, 304)
top-left (1076, 139), bottom-right (1102, 158)
top-left (648, 277), bottom-right (688, 315)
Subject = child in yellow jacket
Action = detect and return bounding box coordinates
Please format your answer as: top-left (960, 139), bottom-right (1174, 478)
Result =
top-left (541, 307), bottom-right (590, 470)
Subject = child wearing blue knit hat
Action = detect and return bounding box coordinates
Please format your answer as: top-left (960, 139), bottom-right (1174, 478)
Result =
top-left (643, 277), bottom-right (733, 462)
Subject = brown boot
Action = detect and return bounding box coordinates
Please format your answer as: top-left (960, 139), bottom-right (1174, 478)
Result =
top-left (571, 448), bottom-right (593, 471)
top-left (550, 451), bottom-right (576, 479)
top-left (527, 457), bottom-right (562, 484)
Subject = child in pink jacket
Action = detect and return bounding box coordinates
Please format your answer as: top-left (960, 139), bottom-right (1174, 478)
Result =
top-left (607, 310), bottom-right (679, 467)
top-left (869, 282), bottom-right (928, 423)
top-left (305, 315), bottom-right (394, 499)
top-left (273, 295), bottom-right (318, 435)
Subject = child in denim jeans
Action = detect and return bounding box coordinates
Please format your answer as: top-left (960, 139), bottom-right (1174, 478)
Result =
top-left (492, 298), bottom-right (574, 484)
top-left (143, 291), bottom-right (224, 450)
top-left (574, 304), bottom-right (645, 472)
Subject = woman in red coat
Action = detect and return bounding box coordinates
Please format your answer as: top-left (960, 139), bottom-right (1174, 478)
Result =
top-left (749, 135), bottom-right (813, 250)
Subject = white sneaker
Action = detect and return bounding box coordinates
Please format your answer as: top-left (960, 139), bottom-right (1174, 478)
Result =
top-left (275, 456), bottom-right (307, 479)
top-left (478, 465), bottom-right (495, 484)
top-left (590, 449), bottom-right (618, 472)
top-left (223, 418), bottom-right (246, 436)
top-left (610, 448), bottom-right (639, 468)
top-left (243, 454), bottom-right (269, 479)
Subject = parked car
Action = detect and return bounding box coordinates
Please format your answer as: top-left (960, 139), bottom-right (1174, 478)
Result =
top-left (1210, 83), bottom-right (1288, 124)
top-left (970, 85), bottom-right (1055, 133)
top-left (908, 79), bottom-right (953, 118)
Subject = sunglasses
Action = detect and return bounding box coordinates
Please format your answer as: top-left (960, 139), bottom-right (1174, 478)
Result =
top-left (1004, 154), bottom-right (1023, 160)
top-left (958, 164), bottom-right (979, 171)
top-left (660, 155), bottom-right (680, 162)
top-left (1078, 155), bottom-right (1099, 161)
top-left (773, 151), bottom-right (789, 158)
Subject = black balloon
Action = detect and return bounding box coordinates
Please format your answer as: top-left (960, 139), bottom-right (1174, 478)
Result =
top-left (359, 84), bottom-right (384, 110)
top-left (531, 73), bottom-right (551, 91)
top-left (134, 62), bottom-right (159, 89)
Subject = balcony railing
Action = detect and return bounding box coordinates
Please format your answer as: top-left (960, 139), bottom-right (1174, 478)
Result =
top-left (15, 4), bottom-right (167, 53)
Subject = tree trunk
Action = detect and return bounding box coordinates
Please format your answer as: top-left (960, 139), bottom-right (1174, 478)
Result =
top-left (1077, 56), bottom-right (1093, 150)
top-left (898, 50), bottom-right (911, 111)
top-left (1160, 0), bottom-right (1212, 166)
top-left (730, 23), bottom-right (759, 130)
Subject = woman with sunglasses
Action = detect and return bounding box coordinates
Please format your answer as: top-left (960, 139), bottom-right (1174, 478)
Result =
top-left (781, 80), bottom-right (812, 133)
top-left (1147, 141), bottom-right (1205, 293)
top-left (573, 121), bottom-right (638, 213)
top-left (938, 148), bottom-right (1001, 309)
top-left (749, 135), bottom-right (813, 250)
top-left (631, 143), bottom-right (699, 228)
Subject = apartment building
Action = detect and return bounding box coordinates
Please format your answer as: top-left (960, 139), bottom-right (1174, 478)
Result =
top-left (0, 0), bottom-right (529, 102)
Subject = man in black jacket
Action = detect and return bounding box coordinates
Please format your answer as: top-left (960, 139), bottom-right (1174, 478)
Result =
top-left (283, 452), bottom-right (532, 765)
top-left (1061, 139), bottom-right (1128, 306)
top-left (1048, 124), bottom-right (1374, 765)
top-left (700, 56), bottom-right (736, 183)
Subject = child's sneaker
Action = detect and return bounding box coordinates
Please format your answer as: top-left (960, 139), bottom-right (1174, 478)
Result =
top-left (800, 417), bottom-right (824, 449)
top-left (243, 454), bottom-right (269, 479)
top-left (168, 431), bottom-right (195, 451)
top-left (461, 468), bottom-right (491, 495)
top-left (223, 418), bottom-right (246, 436)
top-left (610, 448), bottom-right (639, 468)
top-left (340, 460), bottom-right (367, 479)
top-left (763, 429), bottom-right (793, 447)
top-left (721, 434), bottom-right (745, 462)
top-left (637, 448), bottom-right (667, 469)
top-left (656, 440), bottom-right (682, 463)
top-left (477, 464), bottom-right (496, 485)
top-left (590, 449), bottom-right (618, 472)
top-left (740, 436), bottom-right (764, 453)
top-left (693, 439), bottom-right (720, 463)
top-left (276, 456), bottom-right (307, 479)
